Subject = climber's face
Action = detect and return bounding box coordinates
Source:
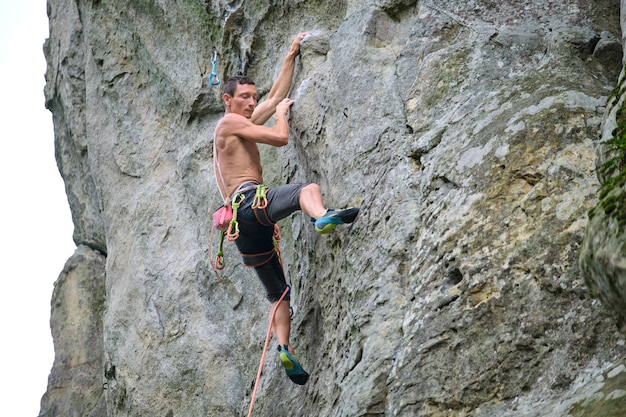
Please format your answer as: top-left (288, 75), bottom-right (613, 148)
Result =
top-left (224, 83), bottom-right (258, 118)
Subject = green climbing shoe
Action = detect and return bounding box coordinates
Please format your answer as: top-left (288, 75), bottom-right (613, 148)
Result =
top-left (314, 207), bottom-right (360, 234)
top-left (278, 344), bottom-right (309, 385)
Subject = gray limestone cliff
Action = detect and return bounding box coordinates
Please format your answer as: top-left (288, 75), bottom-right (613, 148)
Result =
top-left (39, 0), bottom-right (626, 416)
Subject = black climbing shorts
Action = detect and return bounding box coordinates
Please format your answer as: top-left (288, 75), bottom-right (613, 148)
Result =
top-left (232, 182), bottom-right (308, 302)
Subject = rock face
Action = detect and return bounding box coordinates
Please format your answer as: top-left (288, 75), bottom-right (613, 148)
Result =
top-left (579, 1), bottom-right (626, 335)
top-left (41, 0), bottom-right (626, 416)
top-left (40, 246), bottom-right (107, 417)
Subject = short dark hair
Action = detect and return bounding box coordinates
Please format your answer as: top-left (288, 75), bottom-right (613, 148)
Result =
top-left (223, 75), bottom-right (255, 96)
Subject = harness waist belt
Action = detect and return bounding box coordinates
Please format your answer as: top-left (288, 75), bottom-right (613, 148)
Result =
top-left (231, 181), bottom-right (259, 200)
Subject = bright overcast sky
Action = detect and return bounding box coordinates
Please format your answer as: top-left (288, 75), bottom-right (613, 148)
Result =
top-left (0, 1), bottom-right (75, 416)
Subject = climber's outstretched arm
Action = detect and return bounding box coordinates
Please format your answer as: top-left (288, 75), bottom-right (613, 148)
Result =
top-left (251, 32), bottom-right (310, 125)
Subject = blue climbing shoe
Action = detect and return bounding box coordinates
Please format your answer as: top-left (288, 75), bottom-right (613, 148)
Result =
top-left (314, 207), bottom-right (360, 234)
top-left (278, 344), bottom-right (309, 385)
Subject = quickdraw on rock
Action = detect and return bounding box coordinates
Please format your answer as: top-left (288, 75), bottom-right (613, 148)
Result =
top-left (209, 48), bottom-right (220, 86)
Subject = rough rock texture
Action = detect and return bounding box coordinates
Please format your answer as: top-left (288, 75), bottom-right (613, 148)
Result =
top-left (39, 245), bottom-right (106, 417)
top-left (41, 0), bottom-right (626, 416)
top-left (580, 0), bottom-right (626, 334)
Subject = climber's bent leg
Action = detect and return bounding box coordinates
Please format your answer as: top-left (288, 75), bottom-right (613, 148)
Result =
top-left (297, 183), bottom-right (328, 219)
top-left (263, 183), bottom-right (311, 221)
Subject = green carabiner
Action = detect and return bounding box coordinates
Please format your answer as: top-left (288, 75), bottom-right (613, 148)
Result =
top-left (227, 193), bottom-right (245, 241)
top-left (252, 185), bottom-right (268, 209)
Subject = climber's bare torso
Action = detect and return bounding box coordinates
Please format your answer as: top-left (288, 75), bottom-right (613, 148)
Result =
top-left (214, 82), bottom-right (292, 198)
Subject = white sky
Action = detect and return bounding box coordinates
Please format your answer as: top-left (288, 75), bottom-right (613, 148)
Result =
top-left (0, 1), bottom-right (76, 416)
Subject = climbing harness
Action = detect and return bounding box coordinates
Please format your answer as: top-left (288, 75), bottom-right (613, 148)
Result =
top-left (209, 182), bottom-right (282, 279)
top-left (241, 223), bottom-right (283, 270)
top-left (209, 48), bottom-right (220, 86)
top-left (247, 285), bottom-right (290, 417)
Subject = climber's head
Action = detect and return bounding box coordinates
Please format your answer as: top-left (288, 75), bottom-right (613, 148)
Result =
top-left (223, 75), bottom-right (257, 118)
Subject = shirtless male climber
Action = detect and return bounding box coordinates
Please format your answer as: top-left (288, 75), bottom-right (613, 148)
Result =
top-left (213, 32), bottom-right (359, 385)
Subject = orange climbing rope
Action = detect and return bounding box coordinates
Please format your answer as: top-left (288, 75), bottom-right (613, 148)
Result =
top-left (247, 285), bottom-right (290, 417)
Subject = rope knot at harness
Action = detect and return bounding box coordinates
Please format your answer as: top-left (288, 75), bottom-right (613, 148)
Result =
top-left (210, 184), bottom-right (279, 280)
